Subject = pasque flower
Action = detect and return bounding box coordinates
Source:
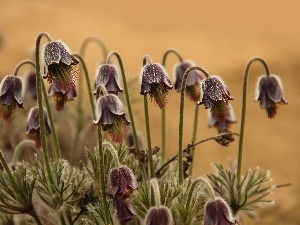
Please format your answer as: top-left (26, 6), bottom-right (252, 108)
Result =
top-left (198, 75), bottom-right (233, 122)
top-left (204, 198), bottom-right (236, 225)
top-left (208, 103), bottom-right (237, 130)
top-left (145, 206), bottom-right (174, 225)
top-left (43, 40), bottom-right (79, 91)
top-left (94, 64), bottom-right (123, 95)
top-left (94, 92), bottom-right (130, 143)
top-left (108, 165), bottom-right (138, 198)
top-left (25, 107), bottom-right (51, 148)
top-left (140, 63), bottom-right (173, 109)
top-left (255, 74), bottom-right (287, 118)
top-left (174, 61), bottom-right (203, 102)
top-left (0, 75), bottom-right (24, 120)
top-left (108, 165), bottom-right (138, 224)
top-left (48, 80), bottom-right (77, 111)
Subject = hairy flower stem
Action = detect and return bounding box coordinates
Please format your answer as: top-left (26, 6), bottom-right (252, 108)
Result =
top-left (189, 104), bottom-right (199, 176)
top-left (161, 49), bottom-right (184, 163)
top-left (178, 66), bottom-right (210, 183)
top-left (150, 179), bottom-right (161, 207)
top-left (106, 51), bottom-right (140, 154)
top-left (12, 140), bottom-right (41, 164)
top-left (237, 57), bottom-right (271, 179)
top-left (143, 55), bottom-right (155, 178)
top-left (35, 32), bottom-right (55, 187)
top-left (13, 60), bottom-right (36, 75)
top-left (71, 54), bottom-right (97, 164)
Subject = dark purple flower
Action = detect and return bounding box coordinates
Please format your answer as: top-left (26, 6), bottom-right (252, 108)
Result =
top-left (112, 197), bottom-right (135, 224)
top-left (94, 64), bottom-right (123, 95)
top-left (204, 198), bottom-right (235, 225)
top-left (255, 75), bottom-right (287, 118)
top-left (25, 70), bottom-right (37, 100)
top-left (0, 75), bottom-right (24, 120)
top-left (25, 107), bottom-right (51, 148)
top-left (173, 61), bottom-right (203, 102)
top-left (140, 63), bottom-right (173, 109)
top-left (48, 80), bottom-right (77, 111)
top-left (43, 41), bottom-right (79, 91)
top-left (198, 75), bottom-right (233, 122)
top-left (108, 165), bottom-right (138, 199)
top-left (145, 206), bottom-right (174, 225)
top-left (94, 94), bottom-right (130, 143)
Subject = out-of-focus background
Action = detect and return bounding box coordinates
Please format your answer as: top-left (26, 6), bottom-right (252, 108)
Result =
top-left (0, 0), bottom-right (299, 224)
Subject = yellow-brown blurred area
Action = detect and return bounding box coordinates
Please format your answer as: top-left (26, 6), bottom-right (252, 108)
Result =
top-left (0, 0), bottom-right (299, 224)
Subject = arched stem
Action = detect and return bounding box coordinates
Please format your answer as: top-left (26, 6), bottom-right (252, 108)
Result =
top-left (161, 49), bottom-right (184, 163)
top-left (12, 140), bottom-right (41, 164)
top-left (13, 60), bottom-right (36, 75)
top-left (142, 55), bottom-right (154, 178)
top-left (150, 179), bottom-right (161, 207)
top-left (237, 57), bottom-right (271, 179)
top-left (35, 32), bottom-right (55, 187)
top-left (79, 36), bottom-right (108, 59)
top-left (178, 66), bottom-right (210, 183)
top-left (106, 51), bottom-right (140, 154)
top-left (102, 141), bottom-right (120, 167)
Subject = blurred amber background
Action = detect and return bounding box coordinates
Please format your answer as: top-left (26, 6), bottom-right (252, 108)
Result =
top-left (0, 0), bottom-right (299, 224)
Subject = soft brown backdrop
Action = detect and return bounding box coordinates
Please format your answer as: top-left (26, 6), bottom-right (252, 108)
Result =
top-left (0, 0), bottom-right (299, 224)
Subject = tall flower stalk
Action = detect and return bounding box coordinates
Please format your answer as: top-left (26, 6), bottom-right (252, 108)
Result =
top-left (161, 48), bottom-right (183, 163)
top-left (178, 66), bottom-right (210, 183)
top-left (237, 56), bottom-right (288, 179)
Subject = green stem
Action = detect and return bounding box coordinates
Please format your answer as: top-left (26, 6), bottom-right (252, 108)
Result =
top-left (35, 32), bottom-right (55, 187)
top-left (150, 179), bottom-right (161, 206)
top-left (12, 140), bottom-right (41, 164)
top-left (102, 141), bottom-right (120, 166)
top-left (144, 95), bottom-right (154, 178)
top-left (41, 78), bottom-right (61, 160)
top-left (178, 66), bottom-right (210, 183)
top-left (189, 104), bottom-right (199, 176)
top-left (13, 60), bottom-right (36, 75)
top-left (161, 49), bottom-right (183, 164)
top-left (237, 57), bottom-right (271, 179)
top-left (106, 51), bottom-right (140, 154)
top-left (79, 36), bottom-right (108, 59)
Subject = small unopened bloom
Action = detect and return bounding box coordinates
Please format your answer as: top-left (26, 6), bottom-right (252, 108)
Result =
top-left (48, 80), bottom-right (77, 111)
top-left (0, 75), bottom-right (24, 120)
top-left (43, 41), bottom-right (79, 91)
top-left (94, 64), bottom-right (123, 95)
top-left (25, 107), bottom-right (51, 148)
top-left (108, 165), bottom-right (138, 199)
top-left (145, 206), bottom-right (174, 225)
top-left (198, 76), bottom-right (233, 122)
top-left (140, 63), bottom-right (173, 109)
top-left (174, 61), bottom-right (203, 102)
top-left (255, 75), bottom-right (287, 118)
top-left (25, 70), bottom-right (37, 100)
top-left (94, 93), bottom-right (130, 143)
top-left (204, 198), bottom-right (235, 225)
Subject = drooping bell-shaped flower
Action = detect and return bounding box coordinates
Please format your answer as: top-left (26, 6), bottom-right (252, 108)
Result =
top-left (204, 198), bottom-right (236, 225)
top-left (112, 197), bottom-right (135, 224)
top-left (140, 63), bottom-right (173, 109)
top-left (108, 165), bottom-right (138, 199)
top-left (25, 107), bottom-right (51, 148)
top-left (208, 103), bottom-right (237, 130)
top-left (254, 74), bottom-right (287, 118)
top-left (173, 61), bottom-right (203, 102)
top-left (198, 75), bottom-right (233, 122)
top-left (43, 40), bottom-right (79, 91)
top-left (48, 80), bottom-right (77, 111)
top-left (145, 206), bottom-right (174, 225)
top-left (94, 93), bottom-right (130, 143)
top-left (94, 64), bottom-right (123, 95)
top-left (0, 75), bottom-right (24, 120)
